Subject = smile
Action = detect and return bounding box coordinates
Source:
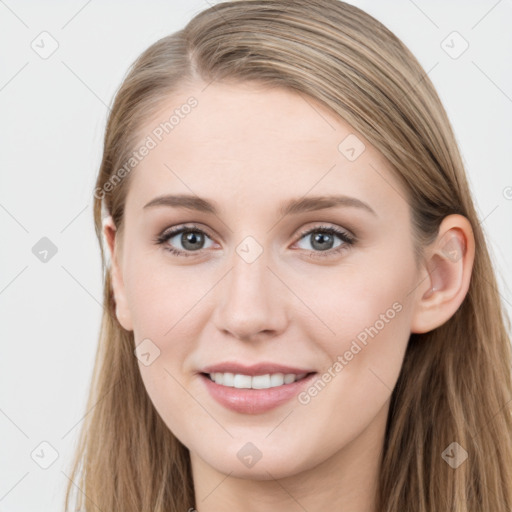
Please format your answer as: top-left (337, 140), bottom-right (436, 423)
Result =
top-left (200, 372), bottom-right (317, 414)
top-left (205, 372), bottom-right (311, 389)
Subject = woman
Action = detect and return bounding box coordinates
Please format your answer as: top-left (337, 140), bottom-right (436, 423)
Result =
top-left (65, 1), bottom-right (512, 510)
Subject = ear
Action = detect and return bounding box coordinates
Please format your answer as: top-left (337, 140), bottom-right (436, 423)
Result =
top-left (410, 214), bottom-right (475, 334)
top-left (102, 215), bottom-right (133, 331)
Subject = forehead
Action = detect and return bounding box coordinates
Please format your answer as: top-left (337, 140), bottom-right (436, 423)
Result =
top-left (125, 81), bottom-right (408, 218)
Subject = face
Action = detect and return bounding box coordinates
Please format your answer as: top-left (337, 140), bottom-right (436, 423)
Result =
top-left (108, 81), bottom-right (425, 480)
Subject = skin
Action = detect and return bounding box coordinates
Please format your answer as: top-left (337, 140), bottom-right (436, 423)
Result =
top-left (103, 81), bottom-right (475, 512)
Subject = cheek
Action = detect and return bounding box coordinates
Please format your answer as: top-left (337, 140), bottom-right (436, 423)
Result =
top-left (318, 231), bottom-right (416, 354)
top-left (293, 248), bottom-right (416, 423)
top-left (124, 250), bottom-right (212, 339)
top-left (294, 248), bottom-right (413, 345)
top-left (122, 254), bottom-right (211, 443)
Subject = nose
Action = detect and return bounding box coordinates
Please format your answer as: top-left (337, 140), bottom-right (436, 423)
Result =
top-left (212, 249), bottom-right (289, 342)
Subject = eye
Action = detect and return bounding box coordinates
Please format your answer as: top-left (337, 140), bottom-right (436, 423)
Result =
top-left (154, 224), bottom-right (216, 257)
top-left (154, 223), bottom-right (356, 259)
top-left (293, 225), bottom-right (355, 258)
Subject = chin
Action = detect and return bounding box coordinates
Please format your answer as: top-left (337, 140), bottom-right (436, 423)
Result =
top-left (196, 443), bottom-right (314, 480)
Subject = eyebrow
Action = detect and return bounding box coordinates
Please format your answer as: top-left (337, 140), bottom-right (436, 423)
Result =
top-left (143, 193), bottom-right (377, 217)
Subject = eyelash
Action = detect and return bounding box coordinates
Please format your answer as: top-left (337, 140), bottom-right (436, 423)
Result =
top-left (153, 223), bottom-right (356, 259)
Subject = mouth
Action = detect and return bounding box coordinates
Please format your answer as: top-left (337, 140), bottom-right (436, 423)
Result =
top-left (199, 371), bottom-right (318, 414)
top-left (201, 371), bottom-right (316, 390)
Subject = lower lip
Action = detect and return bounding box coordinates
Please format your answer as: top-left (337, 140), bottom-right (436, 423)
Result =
top-left (199, 373), bottom-right (317, 414)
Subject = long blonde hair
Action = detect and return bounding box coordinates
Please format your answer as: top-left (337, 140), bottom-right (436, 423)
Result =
top-left (64, 1), bottom-right (512, 510)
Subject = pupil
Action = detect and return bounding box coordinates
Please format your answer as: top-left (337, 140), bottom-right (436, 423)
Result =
top-left (182, 231), bottom-right (203, 250)
top-left (312, 232), bottom-right (333, 251)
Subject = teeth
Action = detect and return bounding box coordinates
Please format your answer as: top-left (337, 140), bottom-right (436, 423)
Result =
top-left (233, 374), bottom-right (252, 388)
top-left (209, 372), bottom-right (308, 389)
top-left (252, 374), bottom-right (270, 389)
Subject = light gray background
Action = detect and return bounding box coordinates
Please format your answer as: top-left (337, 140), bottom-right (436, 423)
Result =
top-left (1, 1), bottom-right (511, 511)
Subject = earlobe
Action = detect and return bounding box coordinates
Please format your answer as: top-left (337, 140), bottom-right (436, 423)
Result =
top-left (102, 215), bottom-right (134, 332)
top-left (411, 215), bottom-right (475, 334)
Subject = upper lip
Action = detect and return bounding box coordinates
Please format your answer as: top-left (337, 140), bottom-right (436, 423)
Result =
top-left (200, 362), bottom-right (316, 376)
